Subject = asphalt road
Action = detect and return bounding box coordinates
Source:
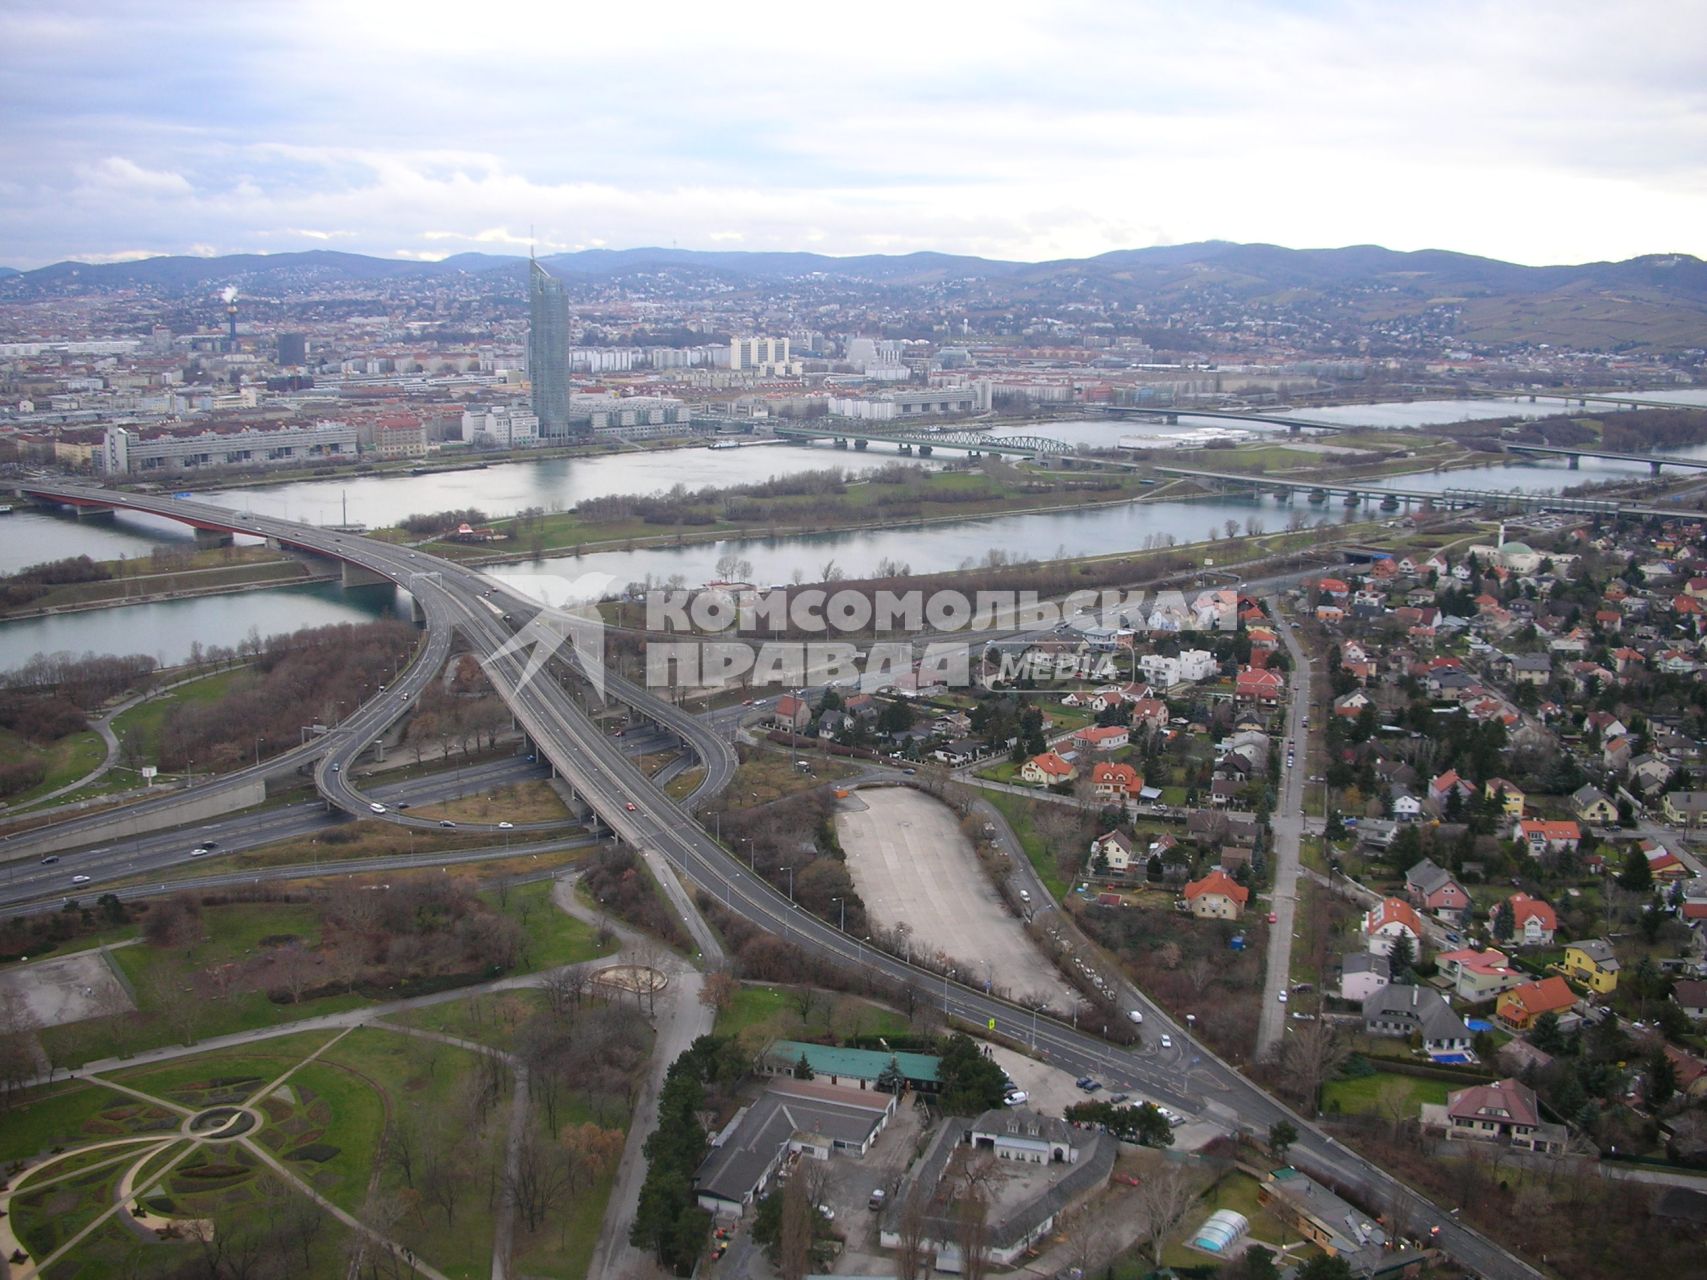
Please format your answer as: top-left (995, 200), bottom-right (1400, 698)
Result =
top-left (1256, 600), bottom-right (1312, 1056)
top-left (1, 756), bottom-right (558, 913)
top-left (13, 485), bottom-right (1539, 1280)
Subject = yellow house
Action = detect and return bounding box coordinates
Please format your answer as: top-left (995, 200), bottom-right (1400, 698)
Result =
top-left (1483, 778), bottom-right (1525, 818)
top-left (1562, 939), bottom-right (1620, 993)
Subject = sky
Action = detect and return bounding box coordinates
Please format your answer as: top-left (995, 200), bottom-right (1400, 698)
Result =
top-left (2, 0), bottom-right (1705, 270)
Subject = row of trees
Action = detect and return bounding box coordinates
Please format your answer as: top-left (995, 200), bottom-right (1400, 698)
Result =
top-left (152, 619), bottom-right (417, 770)
top-left (630, 1035), bottom-right (749, 1272)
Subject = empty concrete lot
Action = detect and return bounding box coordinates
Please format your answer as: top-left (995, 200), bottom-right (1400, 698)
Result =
top-left (837, 788), bottom-right (1071, 1007)
top-left (0, 946), bottom-right (134, 1029)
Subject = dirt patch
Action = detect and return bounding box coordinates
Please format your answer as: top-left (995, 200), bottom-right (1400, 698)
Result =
top-left (837, 788), bottom-right (1073, 1007)
top-left (0, 948), bottom-right (135, 1029)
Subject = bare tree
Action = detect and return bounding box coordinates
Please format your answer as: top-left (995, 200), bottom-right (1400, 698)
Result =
top-left (895, 1182), bottom-right (933, 1280)
top-left (505, 1130), bottom-right (572, 1234)
top-left (778, 1163), bottom-right (814, 1280)
top-left (1276, 1021), bottom-right (1349, 1114)
top-left (956, 1186), bottom-right (991, 1280)
top-left (1133, 1162), bottom-right (1201, 1267)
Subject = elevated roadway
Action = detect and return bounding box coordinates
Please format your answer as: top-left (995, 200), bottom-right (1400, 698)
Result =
top-left (1504, 442), bottom-right (1707, 474)
top-left (13, 484), bottom-right (1539, 1279)
top-left (771, 422), bottom-right (1072, 458)
top-left (1149, 465), bottom-right (1696, 518)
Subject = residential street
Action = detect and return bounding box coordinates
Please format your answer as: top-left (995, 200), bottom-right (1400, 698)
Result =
top-left (1255, 599), bottom-right (1312, 1058)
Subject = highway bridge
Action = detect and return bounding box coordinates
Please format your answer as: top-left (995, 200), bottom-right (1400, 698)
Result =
top-left (8, 483), bottom-right (1543, 1280)
top-left (1100, 404), bottom-right (1345, 433)
top-left (1518, 390), bottom-right (1703, 413)
top-left (771, 422), bottom-right (1073, 458)
top-left (1149, 465), bottom-right (1696, 518)
top-left (1504, 442), bottom-right (1707, 474)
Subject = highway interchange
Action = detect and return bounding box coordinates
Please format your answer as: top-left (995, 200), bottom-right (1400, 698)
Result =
top-left (8, 483), bottom-right (1542, 1279)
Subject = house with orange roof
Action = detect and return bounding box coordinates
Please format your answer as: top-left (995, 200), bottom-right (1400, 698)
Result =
top-left (1496, 975), bottom-right (1577, 1030)
top-left (1500, 893), bottom-right (1558, 946)
top-left (1362, 897), bottom-right (1423, 957)
top-left (1513, 818), bottom-right (1580, 858)
top-left (1073, 724), bottom-right (1129, 753)
top-left (1182, 869), bottom-right (1249, 920)
top-left (1019, 751), bottom-right (1076, 786)
top-left (1234, 666), bottom-right (1285, 705)
top-left (1090, 762), bottom-right (1143, 801)
top-left (1437, 948), bottom-right (1524, 1002)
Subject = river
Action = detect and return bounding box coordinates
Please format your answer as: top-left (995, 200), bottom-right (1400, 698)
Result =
top-left (4, 390), bottom-right (1706, 669)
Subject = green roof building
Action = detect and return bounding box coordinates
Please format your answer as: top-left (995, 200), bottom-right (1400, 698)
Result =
top-left (762, 1040), bottom-right (941, 1092)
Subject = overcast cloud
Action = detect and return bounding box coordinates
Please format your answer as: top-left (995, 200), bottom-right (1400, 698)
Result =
top-left (2, 0), bottom-right (1704, 269)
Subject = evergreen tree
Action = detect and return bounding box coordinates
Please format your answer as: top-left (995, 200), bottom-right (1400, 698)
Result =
top-left (1387, 932), bottom-right (1417, 982)
top-left (1492, 900), bottom-right (1515, 943)
top-left (876, 1056), bottom-right (906, 1096)
top-left (1617, 845), bottom-right (1653, 892)
top-left (794, 1052), bottom-right (815, 1080)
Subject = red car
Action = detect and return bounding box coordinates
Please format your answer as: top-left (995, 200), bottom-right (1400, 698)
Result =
top-left (1266, 911), bottom-right (1279, 924)
top-left (624, 801), bottom-right (638, 812)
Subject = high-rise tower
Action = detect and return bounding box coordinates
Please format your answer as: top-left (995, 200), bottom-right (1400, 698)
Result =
top-left (528, 258), bottom-right (571, 436)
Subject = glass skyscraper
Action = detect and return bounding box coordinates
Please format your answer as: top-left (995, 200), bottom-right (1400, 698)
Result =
top-left (528, 259), bottom-right (571, 436)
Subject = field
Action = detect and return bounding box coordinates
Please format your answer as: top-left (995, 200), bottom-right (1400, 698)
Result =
top-left (980, 788), bottom-right (1070, 898)
top-left (1322, 1069), bottom-right (1452, 1117)
top-left (410, 778), bottom-right (572, 824)
top-left (32, 877), bottom-right (614, 1066)
top-left (715, 982), bottom-right (910, 1045)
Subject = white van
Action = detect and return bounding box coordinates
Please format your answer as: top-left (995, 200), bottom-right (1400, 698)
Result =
top-left (1127, 1009), bottom-right (1144, 1025)
top-left (1018, 889), bottom-right (1031, 902)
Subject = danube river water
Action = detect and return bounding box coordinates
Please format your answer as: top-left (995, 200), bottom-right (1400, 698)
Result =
top-left (4, 390), bottom-right (1705, 670)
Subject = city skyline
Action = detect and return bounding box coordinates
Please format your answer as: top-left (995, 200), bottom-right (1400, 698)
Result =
top-left (2, 1), bottom-right (1705, 271)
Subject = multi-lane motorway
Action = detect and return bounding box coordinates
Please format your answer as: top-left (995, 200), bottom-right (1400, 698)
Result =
top-left (11, 484), bottom-right (1540, 1279)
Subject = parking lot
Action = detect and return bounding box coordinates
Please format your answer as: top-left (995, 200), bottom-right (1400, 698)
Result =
top-left (836, 789), bottom-right (1074, 1007)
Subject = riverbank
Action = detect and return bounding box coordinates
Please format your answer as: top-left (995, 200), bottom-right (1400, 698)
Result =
top-left (0, 555), bottom-right (338, 621)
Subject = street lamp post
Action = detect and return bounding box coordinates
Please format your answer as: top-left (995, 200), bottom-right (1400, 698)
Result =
top-left (780, 865), bottom-right (793, 902)
top-left (831, 896), bottom-right (845, 932)
top-left (943, 967), bottom-right (955, 1015)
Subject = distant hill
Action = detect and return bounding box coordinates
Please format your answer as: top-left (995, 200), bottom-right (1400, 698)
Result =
top-left (3, 242), bottom-right (1704, 351)
top-left (0, 266), bottom-right (19, 279)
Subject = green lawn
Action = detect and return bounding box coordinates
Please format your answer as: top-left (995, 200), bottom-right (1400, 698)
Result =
top-left (1322, 1070), bottom-right (1452, 1118)
top-left (109, 665), bottom-right (257, 764)
top-left (715, 983), bottom-right (910, 1043)
top-left (981, 789), bottom-right (1069, 898)
top-left (482, 879), bottom-right (615, 970)
top-left (105, 1031), bottom-right (341, 1103)
top-left (383, 987), bottom-right (555, 1051)
top-left (285, 1056), bottom-right (395, 1215)
top-left (0, 1077), bottom-right (143, 1163)
top-left (0, 725), bottom-right (107, 808)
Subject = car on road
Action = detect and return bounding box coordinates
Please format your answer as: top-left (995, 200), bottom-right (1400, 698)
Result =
top-left (1003, 1089), bottom-right (1029, 1106)
top-left (369, 802), bottom-right (387, 814)
top-left (1081, 1080), bottom-right (1101, 1093)
top-left (1277, 991), bottom-right (1289, 1003)
top-left (1267, 911), bottom-right (1279, 924)
top-left (39, 855), bottom-right (59, 865)
top-left (331, 762), bottom-right (340, 772)
top-left (624, 802), bottom-right (638, 812)
top-left (1127, 1009), bottom-right (1143, 1024)
top-left (1159, 1034), bottom-right (1173, 1049)
top-left (498, 821), bottom-right (513, 829)
top-left (868, 1189), bottom-right (887, 1211)
top-left (1109, 1092), bottom-right (1130, 1104)
top-left (1074, 1075), bottom-right (1094, 1089)
top-left (71, 875), bottom-right (91, 884)
top-left (438, 820), bottom-right (457, 828)
top-left (396, 802), bottom-right (410, 810)
top-left (190, 847), bottom-right (209, 857)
